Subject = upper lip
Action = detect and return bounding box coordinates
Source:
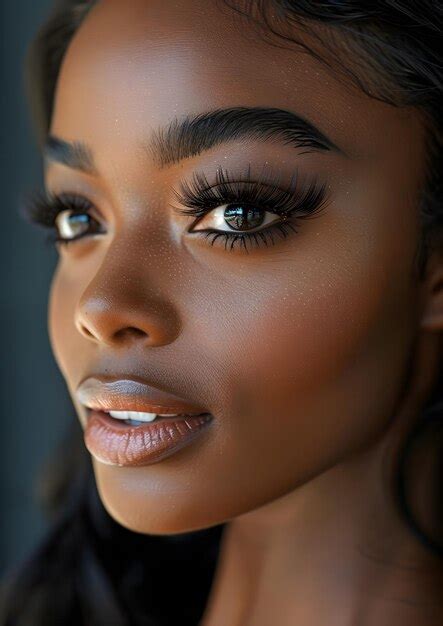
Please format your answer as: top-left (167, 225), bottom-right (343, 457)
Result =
top-left (76, 375), bottom-right (210, 415)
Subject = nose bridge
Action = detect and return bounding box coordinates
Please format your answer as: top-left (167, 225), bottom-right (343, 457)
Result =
top-left (74, 234), bottom-right (181, 347)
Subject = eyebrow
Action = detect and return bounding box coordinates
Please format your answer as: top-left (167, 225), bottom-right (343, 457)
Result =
top-left (44, 105), bottom-right (343, 174)
top-left (44, 136), bottom-right (96, 174)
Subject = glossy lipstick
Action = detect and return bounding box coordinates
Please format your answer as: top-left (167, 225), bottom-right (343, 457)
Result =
top-left (77, 377), bottom-right (214, 467)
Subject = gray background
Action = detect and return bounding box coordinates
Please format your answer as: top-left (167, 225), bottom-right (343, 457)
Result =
top-left (0, 0), bottom-right (73, 575)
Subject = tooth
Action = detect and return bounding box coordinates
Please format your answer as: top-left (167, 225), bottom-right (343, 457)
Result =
top-left (109, 410), bottom-right (157, 422)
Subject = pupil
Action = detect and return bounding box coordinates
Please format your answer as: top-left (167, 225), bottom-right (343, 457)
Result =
top-left (224, 204), bottom-right (264, 231)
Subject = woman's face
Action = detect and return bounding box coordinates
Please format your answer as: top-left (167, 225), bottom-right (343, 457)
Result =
top-left (46, 0), bottom-right (429, 534)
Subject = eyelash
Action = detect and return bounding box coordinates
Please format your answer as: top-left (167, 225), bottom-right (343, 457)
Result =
top-left (172, 166), bottom-right (328, 252)
top-left (21, 165), bottom-right (329, 253)
top-left (20, 191), bottom-right (103, 247)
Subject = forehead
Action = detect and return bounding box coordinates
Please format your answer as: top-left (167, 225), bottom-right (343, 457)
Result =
top-left (50, 0), bottom-right (424, 167)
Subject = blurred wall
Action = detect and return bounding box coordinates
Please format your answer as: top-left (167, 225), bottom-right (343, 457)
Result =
top-left (0, 0), bottom-right (74, 575)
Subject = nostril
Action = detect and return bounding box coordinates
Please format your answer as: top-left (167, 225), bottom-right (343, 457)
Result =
top-left (79, 323), bottom-right (95, 340)
top-left (114, 327), bottom-right (148, 340)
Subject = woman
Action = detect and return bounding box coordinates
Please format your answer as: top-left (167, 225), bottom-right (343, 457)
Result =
top-left (1, 0), bottom-right (442, 624)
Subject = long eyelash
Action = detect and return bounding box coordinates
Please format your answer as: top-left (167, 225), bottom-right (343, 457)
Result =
top-left (21, 166), bottom-right (329, 253)
top-left (20, 189), bottom-right (94, 246)
top-left (170, 164), bottom-right (329, 252)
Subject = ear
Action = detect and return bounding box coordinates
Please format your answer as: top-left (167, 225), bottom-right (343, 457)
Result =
top-left (420, 249), bottom-right (443, 330)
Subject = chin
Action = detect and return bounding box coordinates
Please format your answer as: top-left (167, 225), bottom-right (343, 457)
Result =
top-left (91, 457), bottom-right (230, 536)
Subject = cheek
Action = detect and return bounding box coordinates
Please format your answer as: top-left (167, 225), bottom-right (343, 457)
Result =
top-left (202, 213), bottom-right (419, 484)
top-left (234, 267), bottom-right (412, 422)
top-left (48, 260), bottom-right (82, 381)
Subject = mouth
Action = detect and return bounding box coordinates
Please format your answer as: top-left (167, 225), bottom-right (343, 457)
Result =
top-left (77, 376), bottom-right (214, 466)
top-left (84, 409), bottom-right (214, 467)
top-left (87, 408), bottom-right (212, 427)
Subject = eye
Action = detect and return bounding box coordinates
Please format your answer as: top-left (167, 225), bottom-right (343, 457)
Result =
top-left (171, 166), bottom-right (329, 253)
top-left (190, 202), bottom-right (282, 235)
top-left (188, 200), bottom-right (299, 253)
top-left (21, 191), bottom-right (106, 247)
top-left (55, 209), bottom-right (102, 242)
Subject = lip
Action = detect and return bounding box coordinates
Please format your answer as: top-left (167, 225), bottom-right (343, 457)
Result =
top-left (76, 375), bottom-right (209, 414)
top-left (77, 376), bottom-right (214, 467)
top-left (84, 409), bottom-right (213, 467)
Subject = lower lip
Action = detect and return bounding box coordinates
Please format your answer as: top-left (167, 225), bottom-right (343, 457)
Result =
top-left (84, 410), bottom-right (214, 467)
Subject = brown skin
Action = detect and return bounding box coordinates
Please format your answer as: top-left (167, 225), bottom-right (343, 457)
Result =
top-left (44, 1), bottom-right (443, 624)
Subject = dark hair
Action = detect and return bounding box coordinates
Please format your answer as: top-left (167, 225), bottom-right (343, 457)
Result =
top-left (1, 1), bottom-right (442, 624)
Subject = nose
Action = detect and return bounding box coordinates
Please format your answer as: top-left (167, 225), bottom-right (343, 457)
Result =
top-left (74, 252), bottom-right (181, 348)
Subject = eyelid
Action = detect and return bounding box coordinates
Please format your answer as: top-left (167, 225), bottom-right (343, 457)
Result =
top-left (169, 164), bottom-right (329, 222)
top-left (170, 165), bottom-right (294, 212)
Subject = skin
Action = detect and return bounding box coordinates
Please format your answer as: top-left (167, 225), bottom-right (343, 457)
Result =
top-left (44, 0), bottom-right (443, 624)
